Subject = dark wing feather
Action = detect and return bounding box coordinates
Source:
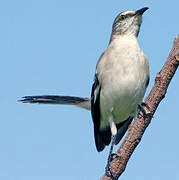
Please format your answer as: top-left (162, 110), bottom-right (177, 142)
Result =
top-left (145, 75), bottom-right (150, 88)
top-left (91, 73), bottom-right (112, 152)
top-left (91, 74), bottom-right (105, 152)
top-left (91, 52), bottom-right (113, 152)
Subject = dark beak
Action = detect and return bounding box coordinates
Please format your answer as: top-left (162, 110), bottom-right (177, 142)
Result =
top-left (136, 7), bottom-right (149, 16)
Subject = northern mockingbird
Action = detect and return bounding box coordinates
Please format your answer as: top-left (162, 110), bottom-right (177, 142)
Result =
top-left (21, 7), bottom-right (149, 179)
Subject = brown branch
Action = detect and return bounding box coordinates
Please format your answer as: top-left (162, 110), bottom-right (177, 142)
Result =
top-left (100, 35), bottom-right (179, 180)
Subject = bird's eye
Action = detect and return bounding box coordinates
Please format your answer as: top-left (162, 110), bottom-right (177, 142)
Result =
top-left (119, 15), bottom-right (125, 21)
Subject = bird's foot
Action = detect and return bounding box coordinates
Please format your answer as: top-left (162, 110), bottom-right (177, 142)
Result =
top-left (137, 102), bottom-right (151, 119)
top-left (111, 153), bottom-right (120, 161)
top-left (105, 165), bottom-right (118, 180)
top-left (105, 153), bottom-right (120, 180)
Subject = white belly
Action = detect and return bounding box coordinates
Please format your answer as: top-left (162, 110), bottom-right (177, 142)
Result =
top-left (100, 72), bottom-right (146, 128)
top-left (97, 36), bottom-right (149, 129)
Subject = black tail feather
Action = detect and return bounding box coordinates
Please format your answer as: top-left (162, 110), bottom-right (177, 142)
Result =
top-left (115, 116), bottom-right (133, 145)
top-left (20, 95), bottom-right (88, 104)
top-left (19, 95), bottom-right (91, 110)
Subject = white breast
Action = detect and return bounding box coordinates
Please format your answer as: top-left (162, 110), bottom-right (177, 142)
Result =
top-left (97, 35), bottom-right (149, 128)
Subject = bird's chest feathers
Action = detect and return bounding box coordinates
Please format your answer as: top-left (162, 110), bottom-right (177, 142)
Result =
top-left (98, 37), bottom-right (147, 91)
top-left (98, 37), bottom-right (149, 121)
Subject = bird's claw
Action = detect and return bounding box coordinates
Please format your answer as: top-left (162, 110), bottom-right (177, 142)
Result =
top-left (137, 102), bottom-right (151, 118)
top-left (105, 153), bottom-right (120, 180)
top-left (111, 153), bottom-right (120, 161)
top-left (105, 165), bottom-right (118, 180)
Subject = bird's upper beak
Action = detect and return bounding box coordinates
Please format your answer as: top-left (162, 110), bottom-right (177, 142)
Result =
top-left (135, 7), bottom-right (149, 16)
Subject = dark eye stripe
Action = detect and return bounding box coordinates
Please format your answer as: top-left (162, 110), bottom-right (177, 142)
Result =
top-left (123, 13), bottom-right (135, 19)
top-left (114, 12), bottom-right (135, 25)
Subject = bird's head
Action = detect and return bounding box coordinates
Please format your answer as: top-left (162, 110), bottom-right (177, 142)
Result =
top-left (110, 7), bottom-right (149, 40)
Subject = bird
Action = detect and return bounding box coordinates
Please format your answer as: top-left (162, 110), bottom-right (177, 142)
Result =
top-left (20, 7), bottom-right (149, 179)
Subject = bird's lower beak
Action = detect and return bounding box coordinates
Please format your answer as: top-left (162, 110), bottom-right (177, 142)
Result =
top-left (135, 7), bottom-right (149, 16)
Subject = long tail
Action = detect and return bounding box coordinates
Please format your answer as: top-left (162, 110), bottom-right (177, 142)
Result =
top-left (19, 95), bottom-right (91, 110)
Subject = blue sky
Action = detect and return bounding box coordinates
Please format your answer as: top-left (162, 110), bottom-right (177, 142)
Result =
top-left (1, 0), bottom-right (179, 180)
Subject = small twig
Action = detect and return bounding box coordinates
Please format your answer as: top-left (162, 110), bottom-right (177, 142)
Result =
top-left (100, 35), bottom-right (179, 180)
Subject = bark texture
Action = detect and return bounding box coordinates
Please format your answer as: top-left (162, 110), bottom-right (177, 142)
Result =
top-left (100, 35), bottom-right (179, 180)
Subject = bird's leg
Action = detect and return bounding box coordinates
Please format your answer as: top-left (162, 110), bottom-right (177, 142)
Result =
top-left (105, 114), bottom-right (119, 179)
top-left (105, 135), bottom-right (118, 180)
top-left (137, 102), bottom-right (151, 118)
top-left (106, 135), bottom-right (115, 168)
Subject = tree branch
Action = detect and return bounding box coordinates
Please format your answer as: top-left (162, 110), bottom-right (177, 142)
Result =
top-left (100, 35), bottom-right (179, 180)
